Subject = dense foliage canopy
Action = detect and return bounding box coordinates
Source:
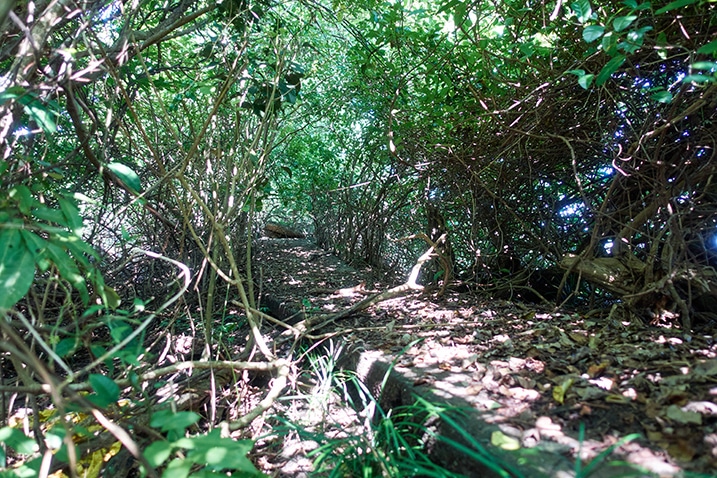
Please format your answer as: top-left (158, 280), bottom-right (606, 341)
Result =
top-left (0, 0), bottom-right (715, 474)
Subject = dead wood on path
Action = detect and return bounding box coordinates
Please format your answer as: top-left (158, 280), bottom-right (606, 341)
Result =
top-left (286, 234), bottom-right (446, 336)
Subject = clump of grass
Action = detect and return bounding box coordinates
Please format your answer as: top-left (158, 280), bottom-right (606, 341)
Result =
top-left (278, 399), bottom-right (473, 477)
top-left (274, 340), bottom-right (515, 477)
top-left (274, 340), bottom-right (657, 478)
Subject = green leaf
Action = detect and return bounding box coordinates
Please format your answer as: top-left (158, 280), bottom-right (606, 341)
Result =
top-left (107, 162), bottom-right (142, 193)
top-left (651, 90), bottom-right (673, 103)
top-left (682, 74), bottom-right (714, 83)
top-left (107, 319), bottom-right (132, 344)
top-left (596, 54), bottom-right (626, 86)
top-left (627, 26), bottom-right (652, 43)
top-left (601, 31), bottom-right (618, 55)
top-left (698, 39), bottom-right (717, 55)
top-left (9, 185), bottom-right (33, 215)
top-left (618, 40), bottom-right (641, 54)
top-left (571, 0), bottom-right (592, 23)
top-left (578, 73), bottom-right (595, 89)
top-left (175, 430), bottom-right (260, 473)
top-left (691, 62), bottom-right (717, 71)
top-left (82, 305), bottom-right (105, 319)
top-left (32, 205), bottom-right (67, 225)
top-left (583, 25), bottom-right (605, 42)
top-left (0, 427), bottom-right (40, 454)
top-left (453, 1), bottom-right (469, 27)
top-left (655, 0), bottom-right (698, 14)
top-left (622, 0), bottom-right (638, 7)
top-left (23, 99), bottom-right (57, 134)
top-left (144, 440), bottom-right (174, 467)
top-left (57, 196), bottom-right (84, 234)
top-left (190, 470), bottom-right (242, 477)
top-left (519, 42), bottom-right (535, 57)
top-left (568, 69), bottom-right (595, 89)
top-left (0, 229), bottom-right (35, 310)
top-left (45, 427), bottom-right (65, 451)
top-left (163, 457), bottom-right (192, 478)
top-left (90, 344), bottom-right (106, 358)
top-left (55, 230), bottom-right (98, 263)
top-left (151, 410), bottom-right (201, 433)
top-left (55, 338), bottom-right (78, 357)
top-left (613, 15), bottom-right (637, 32)
top-left (285, 89), bottom-right (298, 105)
top-left (9, 457), bottom-right (43, 477)
top-left (89, 374), bottom-right (120, 407)
top-left (20, 230), bottom-right (51, 271)
top-left (45, 242), bottom-right (89, 303)
top-left (101, 285), bottom-right (122, 309)
top-left (0, 86), bottom-right (26, 106)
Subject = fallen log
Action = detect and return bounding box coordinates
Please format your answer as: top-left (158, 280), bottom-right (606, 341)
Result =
top-left (264, 222), bottom-right (305, 239)
top-left (559, 253), bottom-right (645, 296)
top-left (560, 253), bottom-right (717, 330)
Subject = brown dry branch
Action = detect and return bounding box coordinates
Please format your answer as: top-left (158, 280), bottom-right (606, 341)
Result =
top-left (287, 234), bottom-right (446, 337)
top-left (0, 359), bottom-right (289, 395)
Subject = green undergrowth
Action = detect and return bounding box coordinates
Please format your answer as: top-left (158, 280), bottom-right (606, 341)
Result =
top-left (0, 407), bottom-right (266, 478)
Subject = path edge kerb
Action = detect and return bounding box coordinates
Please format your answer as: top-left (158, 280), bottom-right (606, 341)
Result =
top-left (339, 349), bottom-right (574, 478)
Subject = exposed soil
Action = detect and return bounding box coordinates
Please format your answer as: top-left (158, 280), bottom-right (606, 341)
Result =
top-left (253, 238), bottom-right (717, 477)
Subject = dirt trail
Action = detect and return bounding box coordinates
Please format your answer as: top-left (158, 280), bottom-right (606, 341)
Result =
top-left (256, 238), bottom-right (714, 477)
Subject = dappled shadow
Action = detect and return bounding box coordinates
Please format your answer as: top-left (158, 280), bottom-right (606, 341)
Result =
top-left (256, 238), bottom-right (717, 476)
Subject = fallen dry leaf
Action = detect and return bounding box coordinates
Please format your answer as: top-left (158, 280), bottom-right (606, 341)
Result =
top-left (587, 361), bottom-right (609, 378)
top-left (491, 430), bottom-right (521, 450)
top-left (667, 439), bottom-right (697, 461)
top-left (553, 377), bottom-right (574, 404)
top-left (665, 404), bottom-right (702, 425)
top-left (568, 332), bottom-right (588, 345)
